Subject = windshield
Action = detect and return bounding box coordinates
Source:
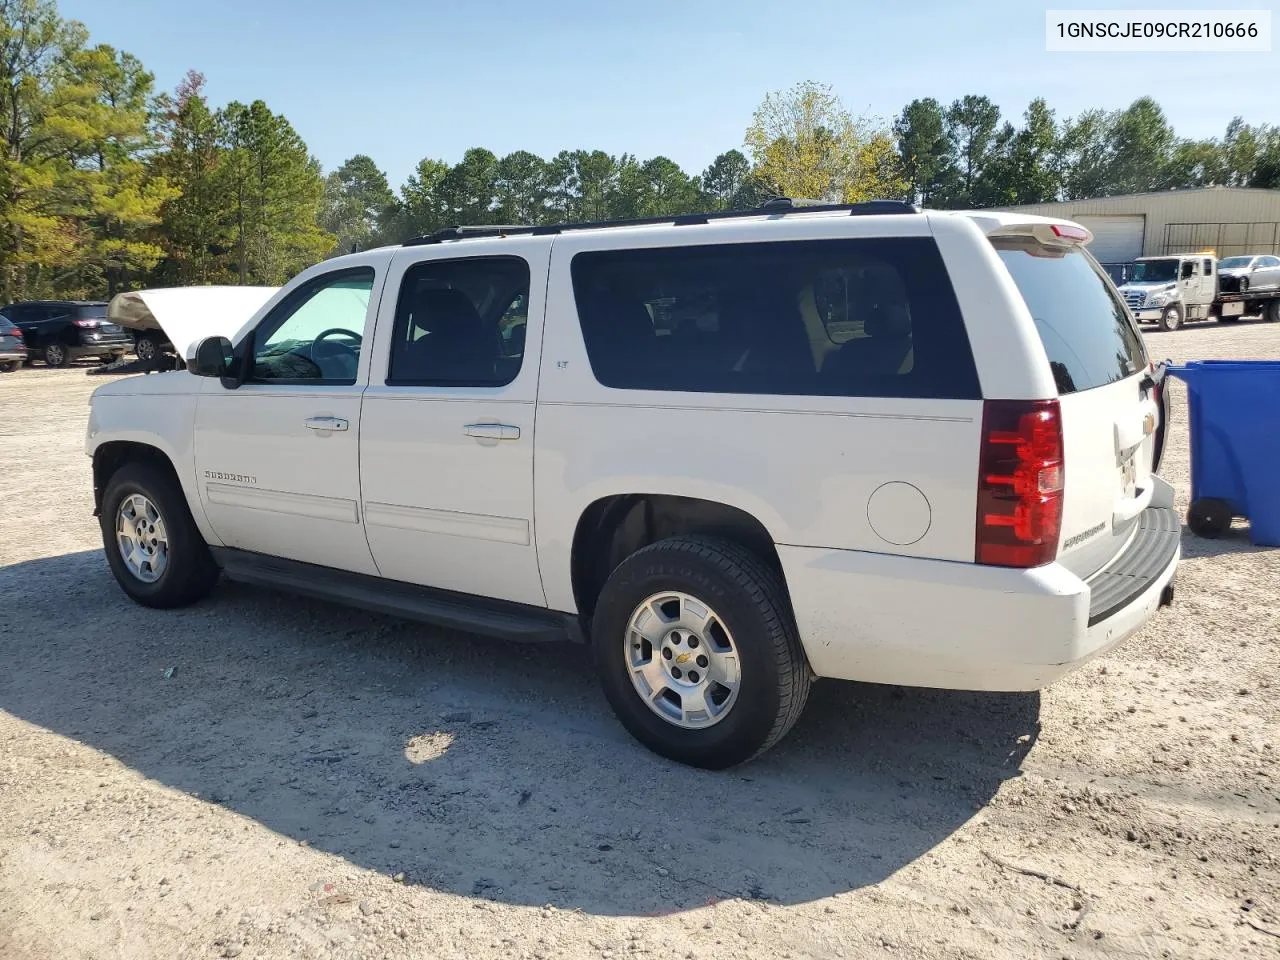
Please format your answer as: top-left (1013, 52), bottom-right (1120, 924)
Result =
top-left (1129, 260), bottom-right (1179, 283)
top-left (1217, 257), bottom-right (1253, 270)
top-left (993, 239), bottom-right (1147, 395)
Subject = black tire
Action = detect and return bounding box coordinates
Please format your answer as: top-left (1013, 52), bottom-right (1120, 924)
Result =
top-left (1158, 304), bottom-right (1183, 332)
top-left (1187, 498), bottom-right (1233, 539)
top-left (43, 342), bottom-right (70, 366)
top-left (1266, 299), bottom-right (1280, 324)
top-left (0, 360), bottom-right (16, 373)
top-left (590, 535), bottom-right (812, 769)
top-left (100, 460), bottom-right (219, 608)
top-left (135, 334), bottom-right (159, 361)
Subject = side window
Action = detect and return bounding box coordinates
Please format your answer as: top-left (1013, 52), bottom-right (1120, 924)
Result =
top-left (570, 237), bottom-right (979, 400)
top-left (251, 267), bottom-right (373, 383)
top-left (1202, 258), bottom-right (1213, 275)
top-left (387, 256), bottom-right (530, 387)
top-left (1260, 256), bottom-right (1280, 268)
top-left (1181, 261), bottom-right (1195, 279)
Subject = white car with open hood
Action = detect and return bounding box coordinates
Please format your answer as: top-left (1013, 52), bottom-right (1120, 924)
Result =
top-left (86, 201), bottom-right (1181, 768)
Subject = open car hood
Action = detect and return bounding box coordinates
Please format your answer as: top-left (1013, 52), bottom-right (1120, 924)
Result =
top-left (107, 286), bottom-right (279, 359)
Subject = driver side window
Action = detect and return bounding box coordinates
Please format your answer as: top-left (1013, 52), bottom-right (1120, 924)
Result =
top-left (252, 268), bottom-right (375, 383)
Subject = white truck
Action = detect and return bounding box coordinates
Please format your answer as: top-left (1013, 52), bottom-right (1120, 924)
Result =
top-left (86, 202), bottom-right (1180, 768)
top-left (1117, 254), bottom-right (1218, 331)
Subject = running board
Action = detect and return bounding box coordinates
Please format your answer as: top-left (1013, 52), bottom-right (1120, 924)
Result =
top-left (210, 547), bottom-right (583, 644)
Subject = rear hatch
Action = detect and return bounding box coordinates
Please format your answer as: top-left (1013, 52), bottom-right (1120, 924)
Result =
top-left (990, 233), bottom-right (1159, 580)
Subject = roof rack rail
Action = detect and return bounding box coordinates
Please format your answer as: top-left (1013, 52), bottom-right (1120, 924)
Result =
top-left (401, 198), bottom-right (919, 246)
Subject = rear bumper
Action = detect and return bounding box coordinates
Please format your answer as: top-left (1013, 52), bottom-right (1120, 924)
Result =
top-left (0, 349), bottom-right (25, 361)
top-left (70, 333), bottom-right (131, 356)
top-left (779, 478), bottom-right (1181, 692)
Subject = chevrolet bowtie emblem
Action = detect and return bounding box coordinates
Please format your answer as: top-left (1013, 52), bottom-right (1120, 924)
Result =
top-left (675, 652), bottom-right (693, 665)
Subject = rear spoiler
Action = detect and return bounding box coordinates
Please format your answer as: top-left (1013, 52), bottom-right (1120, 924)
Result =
top-left (963, 213), bottom-right (1094, 248)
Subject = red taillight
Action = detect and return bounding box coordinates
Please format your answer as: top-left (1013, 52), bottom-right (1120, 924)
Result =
top-left (976, 399), bottom-right (1064, 567)
top-left (1050, 223), bottom-right (1089, 242)
top-left (73, 318), bottom-right (101, 328)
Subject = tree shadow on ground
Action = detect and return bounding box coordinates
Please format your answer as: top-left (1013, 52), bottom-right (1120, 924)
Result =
top-left (0, 550), bottom-right (1040, 917)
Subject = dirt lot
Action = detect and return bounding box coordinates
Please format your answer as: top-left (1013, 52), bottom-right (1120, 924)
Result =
top-left (1, 320), bottom-right (1278, 960)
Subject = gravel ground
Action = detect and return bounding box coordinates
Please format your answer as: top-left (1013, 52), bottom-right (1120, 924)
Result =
top-left (1, 319), bottom-right (1278, 960)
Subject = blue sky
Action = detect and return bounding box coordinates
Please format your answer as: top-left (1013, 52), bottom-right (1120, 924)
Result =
top-left (61, 0), bottom-right (1279, 189)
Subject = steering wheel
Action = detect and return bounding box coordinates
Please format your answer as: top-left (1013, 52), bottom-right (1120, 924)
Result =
top-left (306, 328), bottom-right (362, 378)
top-left (313, 328), bottom-right (363, 347)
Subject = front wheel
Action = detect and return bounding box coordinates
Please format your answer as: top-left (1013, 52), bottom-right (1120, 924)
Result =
top-left (590, 536), bottom-right (811, 768)
top-left (1158, 304), bottom-right (1183, 332)
top-left (1266, 299), bottom-right (1280, 323)
top-left (100, 461), bottom-right (220, 608)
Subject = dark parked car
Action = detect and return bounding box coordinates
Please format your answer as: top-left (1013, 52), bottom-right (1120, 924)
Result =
top-left (0, 300), bottom-right (131, 367)
top-left (0, 315), bottom-right (26, 372)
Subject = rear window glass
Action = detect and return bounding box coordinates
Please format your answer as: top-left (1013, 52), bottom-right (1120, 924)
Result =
top-left (993, 240), bottom-right (1147, 395)
top-left (74, 304), bottom-right (107, 318)
top-left (571, 237), bottom-right (980, 399)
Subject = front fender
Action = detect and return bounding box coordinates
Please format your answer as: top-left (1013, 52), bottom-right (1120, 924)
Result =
top-left (87, 390), bottom-right (222, 546)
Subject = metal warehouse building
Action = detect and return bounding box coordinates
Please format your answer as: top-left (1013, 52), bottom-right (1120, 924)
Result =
top-left (996, 186), bottom-right (1280, 266)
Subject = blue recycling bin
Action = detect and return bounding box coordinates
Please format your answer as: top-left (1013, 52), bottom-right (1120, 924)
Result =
top-left (1166, 360), bottom-right (1280, 546)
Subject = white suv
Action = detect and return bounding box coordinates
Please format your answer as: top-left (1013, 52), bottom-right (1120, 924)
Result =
top-left (87, 201), bottom-right (1181, 768)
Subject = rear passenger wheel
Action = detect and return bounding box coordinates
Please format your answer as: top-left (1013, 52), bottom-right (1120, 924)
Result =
top-left (0, 360), bottom-right (16, 373)
top-left (1158, 304), bottom-right (1183, 332)
top-left (43, 342), bottom-right (69, 366)
top-left (590, 535), bottom-right (811, 768)
top-left (100, 461), bottom-right (219, 608)
top-left (1266, 300), bottom-right (1280, 323)
top-left (1187, 498), bottom-right (1233, 539)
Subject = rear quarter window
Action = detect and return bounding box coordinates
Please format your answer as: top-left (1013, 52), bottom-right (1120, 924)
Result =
top-left (571, 237), bottom-right (980, 400)
top-left (993, 240), bottom-right (1147, 395)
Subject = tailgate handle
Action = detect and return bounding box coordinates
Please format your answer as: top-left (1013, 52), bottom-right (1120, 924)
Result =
top-left (1113, 483), bottom-right (1154, 526)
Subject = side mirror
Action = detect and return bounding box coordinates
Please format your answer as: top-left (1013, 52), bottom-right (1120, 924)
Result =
top-left (187, 336), bottom-right (237, 384)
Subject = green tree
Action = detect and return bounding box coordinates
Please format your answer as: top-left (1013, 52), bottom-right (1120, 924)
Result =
top-left (941, 94), bottom-right (1001, 206)
top-left (321, 153), bottom-right (395, 255)
top-left (221, 99), bottom-right (331, 284)
top-left (547, 149), bottom-right (619, 221)
top-left (1059, 109), bottom-right (1113, 200)
top-left (437, 146), bottom-right (498, 224)
top-left (154, 71), bottom-right (233, 284)
top-left (396, 156), bottom-right (449, 237)
top-left (1164, 138), bottom-right (1224, 189)
top-left (1105, 97), bottom-right (1174, 195)
top-left (1251, 127), bottom-right (1280, 188)
top-left (975, 98), bottom-right (1061, 206)
top-left (894, 97), bottom-right (955, 206)
top-left (1220, 117), bottom-right (1258, 186)
top-left (699, 149), bottom-right (751, 209)
top-left (66, 43), bottom-right (174, 295)
top-left (494, 149), bottom-right (548, 224)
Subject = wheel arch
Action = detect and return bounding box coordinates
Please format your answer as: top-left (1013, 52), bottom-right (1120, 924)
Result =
top-left (92, 440), bottom-right (184, 516)
top-left (569, 493), bottom-right (788, 627)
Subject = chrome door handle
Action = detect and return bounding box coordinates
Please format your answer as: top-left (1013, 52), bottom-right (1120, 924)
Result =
top-left (464, 423), bottom-right (520, 440)
top-left (304, 416), bottom-right (349, 432)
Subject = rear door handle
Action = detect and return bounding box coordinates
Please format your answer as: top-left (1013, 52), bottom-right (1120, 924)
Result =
top-left (304, 416), bottom-right (349, 432)
top-left (464, 423), bottom-right (520, 441)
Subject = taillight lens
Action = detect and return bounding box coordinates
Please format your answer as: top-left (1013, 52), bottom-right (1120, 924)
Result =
top-left (73, 318), bottom-right (102, 328)
top-left (976, 399), bottom-right (1064, 567)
